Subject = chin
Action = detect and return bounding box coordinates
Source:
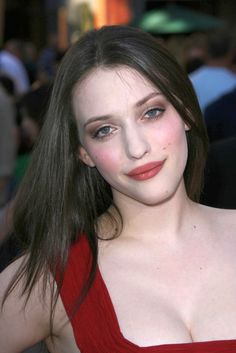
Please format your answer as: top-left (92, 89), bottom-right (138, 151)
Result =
top-left (136, 192), bottom-right (173, 206)
top-left (131, 179), bottom-right (185, 206)
top-left (120, 187), bottom-right (175, 207)
top-left (112, 176), bottom-right (185, 207)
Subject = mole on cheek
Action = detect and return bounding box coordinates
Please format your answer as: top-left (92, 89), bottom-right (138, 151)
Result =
top-left (162, 142), bottom-right (171, 151)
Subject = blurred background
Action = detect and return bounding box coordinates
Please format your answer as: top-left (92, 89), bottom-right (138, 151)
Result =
top-left (0, 1), bottom-right (235, 50)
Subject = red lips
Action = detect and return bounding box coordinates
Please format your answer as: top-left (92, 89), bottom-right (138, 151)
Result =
top-left (127, 161), bottom-right (165, 181)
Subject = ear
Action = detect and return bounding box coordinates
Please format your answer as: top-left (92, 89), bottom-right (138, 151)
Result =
top-left (184, 123), bottom-right (190, 131)
top-left (78, 146), bottom-right (95, 167)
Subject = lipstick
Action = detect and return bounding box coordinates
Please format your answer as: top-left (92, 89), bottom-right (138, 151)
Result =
top-left (127, 161), bottom-right (165, 181)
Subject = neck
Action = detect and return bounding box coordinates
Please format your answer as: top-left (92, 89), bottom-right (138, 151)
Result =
top-left (112, 181), bottom-right (195, 245)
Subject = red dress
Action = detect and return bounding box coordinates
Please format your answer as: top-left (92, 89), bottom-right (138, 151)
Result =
top-left (59, 236), bottom-right (236, 352)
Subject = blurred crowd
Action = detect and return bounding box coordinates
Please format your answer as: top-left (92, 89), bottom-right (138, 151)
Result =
top-left (0, 33), bottom-right (66, 271)
top-left (0, 33), bottom-right (65, 204)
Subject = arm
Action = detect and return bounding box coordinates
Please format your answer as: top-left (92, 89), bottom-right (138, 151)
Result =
top-left (0, 257), bottom-right (51, 352)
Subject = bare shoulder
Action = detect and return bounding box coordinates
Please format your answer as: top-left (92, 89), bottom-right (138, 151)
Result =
top-left (197, 203), bottom-right (236, 244)
top-left (0, 256), bottom-right (51, 352)
top-left (199, 204), bottom-right (236, 225)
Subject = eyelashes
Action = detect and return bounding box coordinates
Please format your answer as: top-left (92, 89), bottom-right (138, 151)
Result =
top-left (91, 106), bottom-right (165, 140)
top-left (92, 126), bottom-right (115, 139)
top-left (144, 107), bottom-right (165, 120)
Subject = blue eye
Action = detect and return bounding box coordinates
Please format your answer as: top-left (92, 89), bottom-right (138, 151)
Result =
top-left (93, 126), bottom-right (113, 139)
top-left (144, 108), bottom-right (164, 120)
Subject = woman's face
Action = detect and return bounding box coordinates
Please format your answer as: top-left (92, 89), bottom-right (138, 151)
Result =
top-left (73, 66), bottom-right (189, 206)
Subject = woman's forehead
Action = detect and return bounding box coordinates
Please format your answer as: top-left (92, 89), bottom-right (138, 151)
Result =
top-left (72, 67), bottom-right (160, 120)
top-left (78, 65), bottom-right (157, 90)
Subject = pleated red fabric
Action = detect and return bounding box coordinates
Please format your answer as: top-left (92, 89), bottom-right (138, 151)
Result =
top-left (59, 236), bottom-right (236, 353)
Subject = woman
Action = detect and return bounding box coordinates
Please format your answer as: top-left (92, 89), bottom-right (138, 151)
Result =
top-left (1, 25), bottom-right (236, 353)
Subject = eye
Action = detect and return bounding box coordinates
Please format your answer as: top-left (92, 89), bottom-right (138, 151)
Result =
top-left (144, 108), bottom-right (164, 120)
top-left (93, 125), bottom-right (114, 139)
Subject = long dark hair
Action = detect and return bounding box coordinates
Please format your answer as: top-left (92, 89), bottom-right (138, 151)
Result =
top-left (4, 25), bottom-right (208, 326)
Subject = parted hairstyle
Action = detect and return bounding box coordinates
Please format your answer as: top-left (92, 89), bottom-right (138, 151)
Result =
top-left (4, 25), bottom-right (208, 326)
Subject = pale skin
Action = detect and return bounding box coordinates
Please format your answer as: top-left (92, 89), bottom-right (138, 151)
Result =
top-left (1, 66), bottom-right (236, 352)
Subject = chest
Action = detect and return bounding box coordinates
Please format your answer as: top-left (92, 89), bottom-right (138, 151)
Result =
top-left (98, 242), bottom-right (236, 347)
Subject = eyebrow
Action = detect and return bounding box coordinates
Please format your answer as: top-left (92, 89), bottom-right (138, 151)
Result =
top-left (83, 91), bottom-right (161, 127)
top-left (136, 91), bottom-right (161, 107)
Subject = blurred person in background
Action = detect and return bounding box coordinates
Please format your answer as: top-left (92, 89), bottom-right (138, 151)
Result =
top-left (37, 33), bottom-right (59, 84)
top-left (200, 84), bottom-right (236, 209)
top-left (0, 74), bottom-right (16, 98)
top-left (201, 135), bottom-right (236, 209)
top-left (182, 33), bottom-right (207, 74)
top-left (190, 29), bottom-right (236, 112)
top-left (0, 82), bottom-right (52, 252)
top-left (0, 79), bottom-right (17, 256)
top-left (199, 32), bottom-right (236, 212)
top-left (0, 82), bottom-right (17, 208)
top-left (204, 87), bottom-right (236, 143)
top-left (203, 38), bottom-right (236, 143)
top-left (14, 82), bottom-right (52, 187)
top-left (22, 41), bottom-right (39, 86)
top-left (0, 39), bottom-right (30, 96)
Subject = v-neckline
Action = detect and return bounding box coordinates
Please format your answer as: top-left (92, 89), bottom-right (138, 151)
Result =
top-left (96, 265), bottom-right (236, 351)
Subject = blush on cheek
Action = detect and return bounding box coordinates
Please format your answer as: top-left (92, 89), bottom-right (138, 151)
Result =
top-left (92, 150), bottom-right (118, 171)
top-left (157, 122), bottom-right (186, 150)
top-left (154, 113), bottom-right (186, 144)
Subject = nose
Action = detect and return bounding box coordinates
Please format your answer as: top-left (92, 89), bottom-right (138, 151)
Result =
top-left (123, 125), bottom-right (150, 159)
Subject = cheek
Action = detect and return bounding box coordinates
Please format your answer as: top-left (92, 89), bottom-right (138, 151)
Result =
top-left (89, 148), bottom-right (120, 173)
top-left (154, 118), bottom-right (186, 150)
